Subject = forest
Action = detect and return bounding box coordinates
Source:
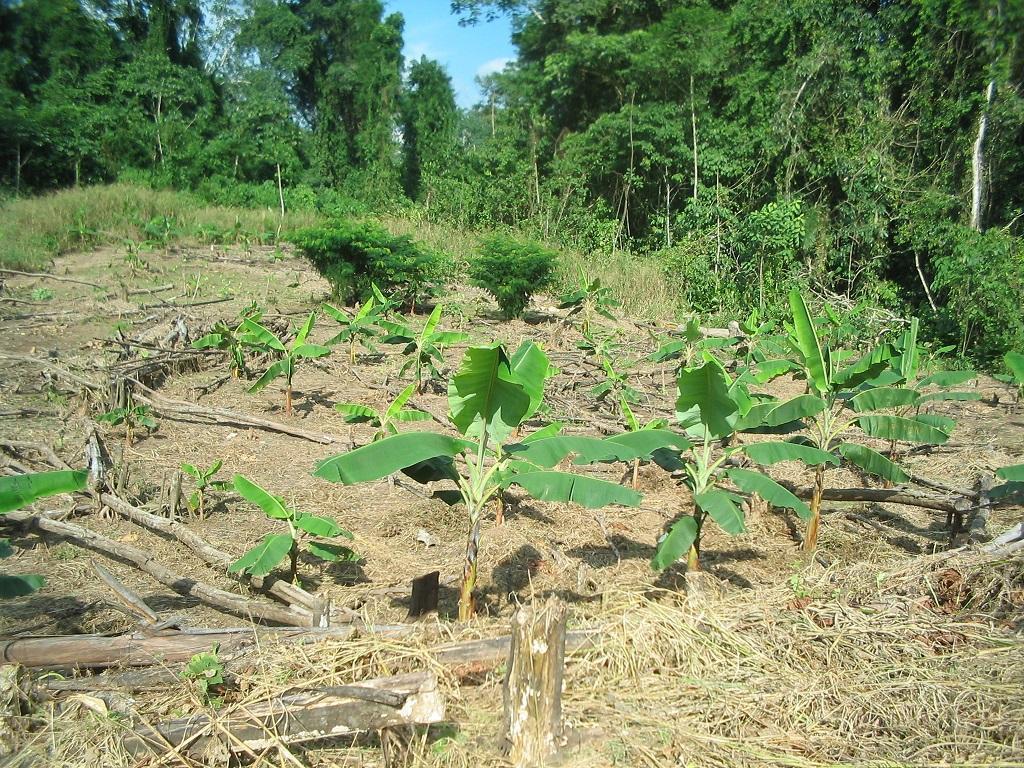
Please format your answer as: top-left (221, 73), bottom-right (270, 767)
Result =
top-left (2, 0), bottom-right (1022, 365)
top-left (1, 2), bottom-right (1024, 767)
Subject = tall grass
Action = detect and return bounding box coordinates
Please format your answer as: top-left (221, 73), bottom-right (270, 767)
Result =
top-left (0, 184), bottom-right (321, 270)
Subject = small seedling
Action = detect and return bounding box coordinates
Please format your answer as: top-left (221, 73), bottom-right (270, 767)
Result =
top-left (335, 383), bottom-right (432, 443)
top-left (243, 312), bottom-right (331, 415)
top-left (322, 297), bottom-right (381, 364)
top-left (181, 460), bottom-right (230, 519)
top-left (98, 403), bottom-right (157, 446)
top-left (30, 288), bottom-right (54, 301)
top-left (995, 351), bottom-right (1024, 405)
top-left (558, 267), bottom-right (620, 334)
top-left (229, 475), bottom-right (356, 585)
top-left (379, 304), bottom-right (469, 393)
top-left (181, 644), bottom-right (225, 706)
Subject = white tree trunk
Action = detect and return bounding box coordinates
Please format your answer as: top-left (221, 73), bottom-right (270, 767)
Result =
top-left (970, 80), bottom-right (995, 232)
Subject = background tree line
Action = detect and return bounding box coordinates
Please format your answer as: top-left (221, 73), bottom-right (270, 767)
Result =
top-left (1, 0), bottom-right (1022, 364)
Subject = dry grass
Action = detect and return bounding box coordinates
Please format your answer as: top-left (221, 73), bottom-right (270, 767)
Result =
top-left (0, 184), bottom-right (320, 270)
top-left (11, 549), bottom-right (1022, 768)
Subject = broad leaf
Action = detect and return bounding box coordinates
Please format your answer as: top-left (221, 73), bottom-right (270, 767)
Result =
top-left (294, 312), bottom-right (317, 346)
top-left (996, 464), bottom-right (1024, 482)
top-left (239, 319), bottom-right (286, 352)
top-left (228, 533), bottom-right (294, 576)
top-left (694, 489), bottom-right (745, 534)
top-left (233, 475), bottom-right (290, 519)
top-left (850, 386), bottom-right (920, 412)
top-left (421, 304), bottom-right (443, 338)
top-left (913, 413), bottom-right (957, 434)
top-left (248, 359), bottom-right (288, 393)
top-left (293, 513), bottom-right (349, 538)
top-left (753, 359), bottom-right (799, 383)
top-left (898, 317), bottom-right (920, 382)
top-left (726, 469), bottom-right (810, 520)
top-left (1006, 352), bottom-right (1024, 382)
top-left (765, 395), bottom-right (827, 426)
top-left (838, 443), bottom-right (909, 483)
top-left (917, 370), bottom-right (977, 388)
top-left (448, 344), bottom-right (532, 444)
top-left (509, 340), bottom-right (552, 420)
top-left (335, 403), bottom-right (381, 424)
top-left (307, 541), bottom-right (358, 562)
top-left (510, 471), bottom-right (641, 508)
top-left (432, 331), bottom-right (471, 346)
top-left (0, 470), bottom-right (88, 514)
top-left (857, 415), bottom-right (949, 445)
top-left (292, 343), bottom-right (331, 359)
top-left (315, 432), bottom-right (474, 484)
top-left (192, 333), bottom-right (225, 349)
top-left (675, 360), bottom-right (738, 439)
top-left (392, 410), bottom-right (432, 423)
top-left (915, 391), bottom-right (981, 404)
top-left (742, 441), bottom-right (839, 467)
top-left (788, 290), bottom-right (829, 395)
top-left (385, 383), bottom-right (417, 421)
top-left (0, 574), bottom-right (45, 598)
top-left (650, 516), bottom-right (698, 571)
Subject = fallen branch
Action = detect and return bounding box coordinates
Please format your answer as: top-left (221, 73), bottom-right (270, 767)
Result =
top-left (123, 671), bottom-right (445, 757)
top-left (0, 268), bottom-right (103, 289)
top-left (131, 385), bottom-right (341, 445)
top-left (783, 484), bottom-right (958, 513)
top-left (1, 510), bottom-right (310, 627)
top-left (98, 491), bottom-right (334, 618)
top-left (0, 440), bottom-right (72, 470)
top-left (0, 353), bottom-right (102, 391)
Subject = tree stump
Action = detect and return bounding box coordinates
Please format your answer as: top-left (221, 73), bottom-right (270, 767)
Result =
top-left (408, 571), bottom-right (439, 618)
top-left (502, 597), bottom-right (568, 766)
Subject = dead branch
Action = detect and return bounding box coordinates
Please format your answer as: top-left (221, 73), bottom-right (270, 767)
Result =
top-left (783, 484), bottom-right (958, 513)
top-left (1, 509), bottom-right (311, 626)
top-left (0, 268), bottom-right (103, 289)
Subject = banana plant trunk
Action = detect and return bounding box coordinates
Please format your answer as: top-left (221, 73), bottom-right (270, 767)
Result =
top-left (803, 464), bottom-right (825, 553)
top-left (288, 538), bottom-right (299, 584)
top-left (687, 510), bottom-right (703, 571)
top-left (459, 509), bottom-right (483, 620)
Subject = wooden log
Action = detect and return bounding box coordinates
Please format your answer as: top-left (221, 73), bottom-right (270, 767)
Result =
top-left (0, 268), bottom-right (103, 289)
top-left (2, 623), bottom-right (597, 673)
top-left (502, 597), bottom-right (568, 766)
top-left (122, 671), bottom-right (445, 757)
top-left (91, 560), bottom-right (160, 625)
top-left (98, 492), bottom-right (327, 616)
top-left (784, 484), bottom-right (959, 513)
top-left (1, 510), bottom-right (310, 627)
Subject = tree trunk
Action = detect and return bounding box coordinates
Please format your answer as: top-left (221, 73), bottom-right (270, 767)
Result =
top-left (502, 598), bottom-right (568, 766)
top-left (970, 80), bottom-right (995, 231)
top-left (459, 512), bottom-right (483, 620)
top-left (690, 74), bottom-right (699, 202)
top-left (803, 465), bottom-right (825, 553)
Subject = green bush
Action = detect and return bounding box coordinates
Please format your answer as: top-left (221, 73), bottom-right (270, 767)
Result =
top-left (291, 220), bottom-right (446, 307)
top-left (469, 235), bottom-right (557, 318)
top-left (653, 237), bottom-right (732, 315)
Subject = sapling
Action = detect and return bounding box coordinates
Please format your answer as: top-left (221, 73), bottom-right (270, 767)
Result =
top-left (757, 290), bottom-right (955, 553)
top-left (378, 304), bottom-right (469, 393)
top-left (322, 297), bottom-right (381, 364)
top-left (315, 341), bottom-right (672, 619)
top-left (558, 267), bottom-right (620, 335)
top-left (181, 645), bottom-right (225, 706)
top-left (620, 398), bottom-right (667, 488)
top-left (242, 312), bottom-right (331, 415)
top-left (98, 402), bottom-right (157, 446)
top-left (192, 303), bottom-right (264, 378)
top-left (180, 459), bottom-right (230, 519)
top-left (996, 351), bottom-right (1024, 406)
top-left (335, 382), bottom-right (432, 443)
top-left (0, 469), bottom-right (88, 597)
top-left (229, 475), bottom-right (356, 585)
top-left (649, 358), bottom-right (811, 572)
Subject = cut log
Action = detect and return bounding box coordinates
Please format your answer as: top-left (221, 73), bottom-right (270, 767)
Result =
top-left (784, 484), bottom-right (959, 513)
top-left (122, 671), bottom-right (445, 757)
top-left (502, 597), bottom-right (568, 766)
top-left (1, 510), bottom-right (310, 627)
top-left (968, 476), bottom-right (993, 544)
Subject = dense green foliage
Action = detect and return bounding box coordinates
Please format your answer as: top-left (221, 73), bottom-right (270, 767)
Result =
top-left (292, 222), bottom-right (446, 307)
top-left (470, 235), bottom-right (557, 318)
top-left (2, 0), bottom-right (1022, 366)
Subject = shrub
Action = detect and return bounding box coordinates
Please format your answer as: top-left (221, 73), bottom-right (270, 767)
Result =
top-left (469, 235), bottom-right (557, 318)
top-left (291, 221), bottom-right (445, 308)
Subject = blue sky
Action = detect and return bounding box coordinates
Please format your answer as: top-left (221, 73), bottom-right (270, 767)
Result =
top-left (383, 1), bottom-right (517, 108)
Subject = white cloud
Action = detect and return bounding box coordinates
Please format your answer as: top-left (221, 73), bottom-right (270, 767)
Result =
top-left (475, 57), bottom-right (512, 79)
top-left (407, 40), bottom-right (445, 62)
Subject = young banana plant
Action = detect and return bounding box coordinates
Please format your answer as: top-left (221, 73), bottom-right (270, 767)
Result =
top-left (1, 470), bottom-right (87, 597)
top-left (191, 303), bottom-right (265, 378)
top-left (378, 304), bottom-right (469, 394)
top-left (648, 358), bottom-right (811, 572)
top-left (759, 290), bottom-right (954, 553)
top-left (97, 402), bottom-right (157, 446)
top-left (314, 341), bottom-right (668, 620)
top-left (334, 383), bottom-right (432, 443)
top-left (229, 475), bottom-right (356, 585)
top-left (322, 297), bottom-right (381, 364)
top-left (180, 459), bottom-right (230, 519)
top-left (243, 312), bottom-right (331, 416)
top-left (996, 350), bottom-right (1024, 406)
top-left (620, 398), bottom-right (668, 488)
top-left (558, 266), bottom-right (620, 335)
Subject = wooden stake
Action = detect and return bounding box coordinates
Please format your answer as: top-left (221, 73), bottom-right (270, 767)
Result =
top-left (502, 597), bottom-right (568, 766)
